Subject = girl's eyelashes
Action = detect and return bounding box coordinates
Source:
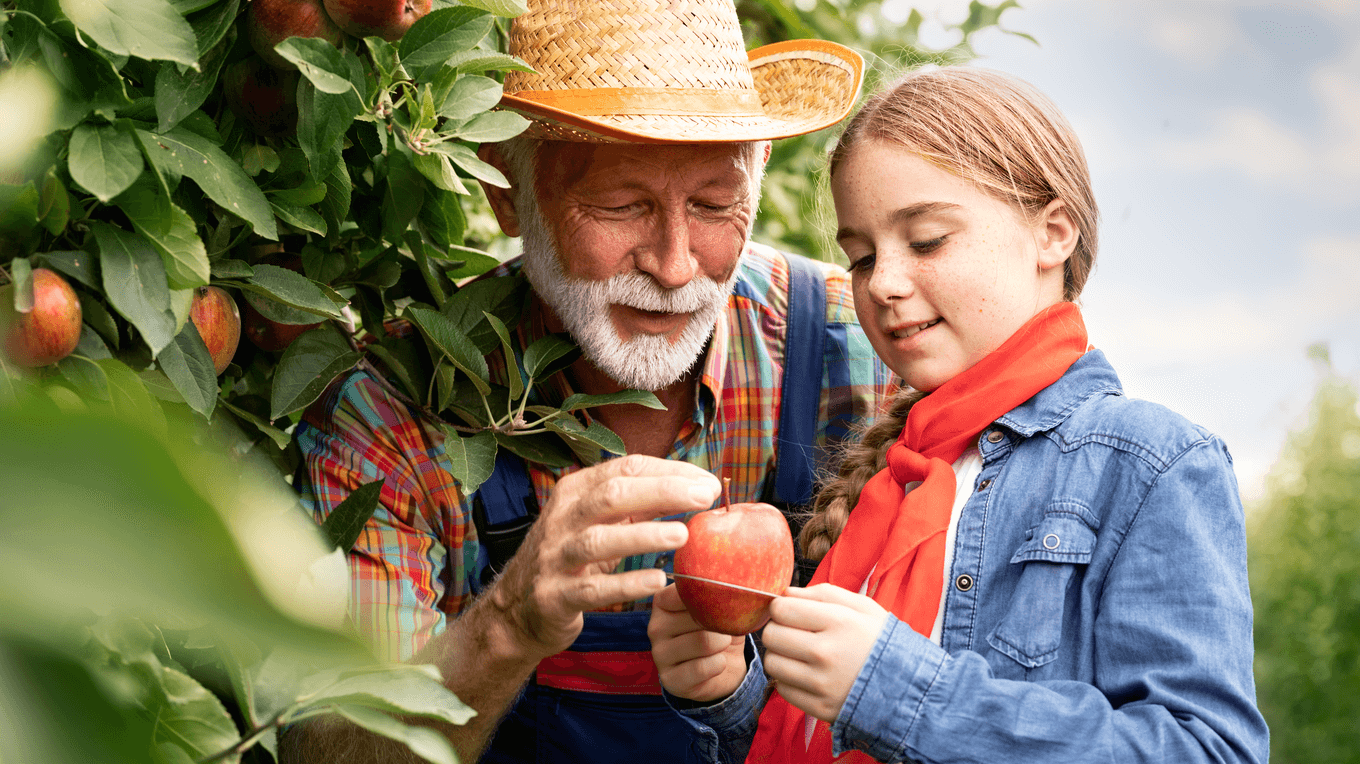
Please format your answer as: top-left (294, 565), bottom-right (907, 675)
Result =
top-left (911, 236), bottom-right (947, 253)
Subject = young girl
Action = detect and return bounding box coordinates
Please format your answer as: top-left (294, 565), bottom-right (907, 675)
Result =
top-left (648, 67), bottom-right (1269, 763)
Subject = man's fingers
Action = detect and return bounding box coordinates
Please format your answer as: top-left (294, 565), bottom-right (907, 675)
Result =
top-left (552, 568), bottom-right (671, 613)
top-left (558, 520), bottom-right (688, 569)
top-left (558, 456), bottom-right (722, 523)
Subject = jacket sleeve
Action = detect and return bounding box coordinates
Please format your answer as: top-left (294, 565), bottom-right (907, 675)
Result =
top-left (831, 437), bottom-right (1270, 763)
top-left (669, 637), bottom-right (770, 764)
top-left (295, 369), bottom-right (474, 663)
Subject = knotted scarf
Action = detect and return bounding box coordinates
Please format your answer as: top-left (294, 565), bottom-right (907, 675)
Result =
top-left (746, 302), bottom-right (1088, 764)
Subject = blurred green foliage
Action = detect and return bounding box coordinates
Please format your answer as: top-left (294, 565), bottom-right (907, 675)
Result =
top-left (1248, 347), bottom-right (1360, 764)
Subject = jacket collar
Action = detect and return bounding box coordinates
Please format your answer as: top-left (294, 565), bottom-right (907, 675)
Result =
top-left (993, 349), bottom-right (1124, 437)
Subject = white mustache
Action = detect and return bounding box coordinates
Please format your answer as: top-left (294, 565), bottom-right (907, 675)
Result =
top-left (588, 271), bottom-right (730, 314)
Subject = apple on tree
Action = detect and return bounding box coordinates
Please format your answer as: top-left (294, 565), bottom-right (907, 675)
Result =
top-left (241, 253), bottom-right (322, 353)
top-left (672, 480), bottom-right (795, 636)
top-left (189, 286), bottom-right (241, 375)
top-left (223, 57), bottom-right (300, 137)
top-left (323, 0), bottom-right (432, 42)
top-left (247, 0), bottom-right (345, 71)
top-left (1, 267), bottom-right (82, 368)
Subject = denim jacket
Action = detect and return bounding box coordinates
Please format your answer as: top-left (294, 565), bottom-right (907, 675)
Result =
top-left (674, 350), bottom-right (1270, 763)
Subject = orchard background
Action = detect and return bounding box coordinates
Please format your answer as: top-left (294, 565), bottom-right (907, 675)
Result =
top-left (2, 0), bottom-right (1354, 762)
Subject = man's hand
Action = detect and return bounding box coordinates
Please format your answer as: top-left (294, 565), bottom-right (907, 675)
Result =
top-left (760, 584), bottom-right (890, 722)
top-left (648, 584), bottom-right (747, 702)
top-left (487, 454), bottom-right (723, 659)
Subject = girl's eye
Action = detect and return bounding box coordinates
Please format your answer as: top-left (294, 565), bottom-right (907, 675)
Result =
top-left (847, 253), bottom-right (876, 273)
top-left (911, 236), bottom-right (946, 253)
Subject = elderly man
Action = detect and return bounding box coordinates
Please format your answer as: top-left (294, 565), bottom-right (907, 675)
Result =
top-left (281, 1), bottom-right (892, 762)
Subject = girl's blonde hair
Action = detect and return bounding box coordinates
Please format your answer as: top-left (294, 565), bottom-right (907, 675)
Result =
top-left (800, 67), bottom-right (1100, 561)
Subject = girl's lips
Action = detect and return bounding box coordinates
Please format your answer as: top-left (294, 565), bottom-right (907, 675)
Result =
top-left (888, 317), bottom-right (942, 340)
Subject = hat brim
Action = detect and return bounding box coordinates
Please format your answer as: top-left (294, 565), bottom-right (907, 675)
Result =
top-left (498, 39), bottom-right (864, 144)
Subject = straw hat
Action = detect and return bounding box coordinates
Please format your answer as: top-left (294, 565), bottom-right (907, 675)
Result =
top-left (498, 0), bottom-right (864, 143)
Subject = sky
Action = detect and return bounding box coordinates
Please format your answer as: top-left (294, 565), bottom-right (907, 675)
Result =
top-left (889, 0), bottom-right (1360, 503)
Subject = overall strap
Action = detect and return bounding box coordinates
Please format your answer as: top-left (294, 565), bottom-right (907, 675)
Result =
top-left (771, 252), bottom-right (828, 507)
top-left (470, 450), bottom-right (539, 591)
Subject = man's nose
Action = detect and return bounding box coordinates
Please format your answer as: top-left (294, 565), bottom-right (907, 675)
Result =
top-left (635, 209), bottom-right (700, 289)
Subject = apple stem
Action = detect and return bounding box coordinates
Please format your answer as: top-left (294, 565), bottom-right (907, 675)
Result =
top-left (722, 476), bottom-right (732, 510)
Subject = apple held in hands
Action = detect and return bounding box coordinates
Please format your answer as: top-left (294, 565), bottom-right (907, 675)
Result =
top-left (1, 267), bottom-right (82, 367)
top-left (673, 496), bottom-right (795, 636)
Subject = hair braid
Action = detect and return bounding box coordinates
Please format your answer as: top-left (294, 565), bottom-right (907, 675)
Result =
top-left (798, 388), bottom-right (925, 561)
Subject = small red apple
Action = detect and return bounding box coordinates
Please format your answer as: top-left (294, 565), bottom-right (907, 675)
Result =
top-left (241, 298), bottom-right (319, 353)
top-left (189, 285), bottom-right (241, 375)
top-left (247, 0), bottom-right (346, 71)
top-left (323, 0), bottom-right (431, 42)
top-left (673, 489), bottom-right (795, 636)
top-left (1, 267), bottom-right (82, 367)
top-left (223, 57), bottom-right (300, 137)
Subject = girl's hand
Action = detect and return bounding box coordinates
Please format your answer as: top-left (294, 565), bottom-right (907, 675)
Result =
top-left (648, 584), bottom-right (748, 702)
top-left (761, 584), bottom-right (890, 722)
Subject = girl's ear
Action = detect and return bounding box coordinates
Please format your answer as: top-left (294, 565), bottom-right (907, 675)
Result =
top-left (1035, 199), bottom-right (1078, 273)
top-left (477, 143), bottom-right (522, 237)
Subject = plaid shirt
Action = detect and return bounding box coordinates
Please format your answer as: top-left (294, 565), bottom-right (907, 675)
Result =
top-left (295, 242), bottom-right (894, 662)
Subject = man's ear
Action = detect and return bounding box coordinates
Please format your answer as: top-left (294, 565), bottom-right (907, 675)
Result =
top-left (1035, 198), bottom-right (1078, 272)
top-left (477, 143), bottom-right (522, 237)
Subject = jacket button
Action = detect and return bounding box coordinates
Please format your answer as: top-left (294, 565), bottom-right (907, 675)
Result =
top-left (977, 478), bottom-right (993, 491)
top-left (986, 430), bottom-right (1005, 444)
top-left (955, 574), bottom-right (974, 592)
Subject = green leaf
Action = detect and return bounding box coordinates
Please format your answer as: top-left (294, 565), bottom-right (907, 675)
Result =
top-left (157, 320), bottom-right (219, 417)
top-left (430, 73), bottom-right (501, 121)
top-left (269, 324), bottom-right (361, 419)
top-left (449, 110), bottom-right (529, 143)
top-left (493, 431), bottom-right (575, 469)
top-left (269, 179), bottom-right (327, 207)
top-left (322, 480), bottom-right (383, 551)
top-left (560, 390), bottom-right (666, 412)
top-left (523, 334), bottom-right (578, 379)
top-left (362, 36), bottom-right (408, 87)
top-left (35, 250), bottom-right (100, 290)
top-left (137, 127), bottom-right (279, 240)
top-left (483, 311), bottom-right (521, 401)
top-left (406, 307), bottom-right (489, 395)
top-left (59, 354), bottom-right (111, 401)
top-left (99, 358), bottom-right (168, 432)
top-left (297, 70), bottom-right (363, 180)
top-left (59, 0), bottom-right (199, 67)
top-left (38, 169), bottom-right (71, 236)
top-left (218, 397), bottom-right (292, 449)
top-left (548, 418), bottom-right (626, 463)
top-left (457, 0), bottom-right (526, 17)
top-left (440, 276), bottom-right (527, 353)
top-left (272, 201), bottom-right (329, 236)
top-left (10, 258), bottom-right (33, 313)
top-left (210, 259), bottom-right (253, 279)
top-left (246, 264), bottom-right (344, 319)
top-left (304, 665), bottom-right (476, 727)
top-left (186, 0), bottom-right (240, 55)
top-left (92, 221), bottom-right (178, 356)
top-left (68, 123), bottom-right (145, 202)
top-left (276, 37), bottom-right (354, 95)
top-left (381, 150), bottom-right (424, 243)
top-left (319, 159), bottom-right (352, 237)
top-left (154, 35), bottom-right (230, 132)
top-left (78, 292), bottom-right (120, 350)
top-left (151, 666), bottom-right (241, 760)
top-left (241, 143), bottom-right (281, 176)
top-left (399, 7), bottom-right (494, 82)
top-left (330, 705), bottom-right (459, 764)
top-left (413, 151), bottom-right (468, 194)
top-left (442, 428), bottom-right (496, 496)
top-left (436, 50), bottom-right (534, 76)
top-left (114, 180), bottom-right (211, 289)
top-left (418, 187), bottom-right (467, 251)
top-left (432, 142), bottom-right (508, 187)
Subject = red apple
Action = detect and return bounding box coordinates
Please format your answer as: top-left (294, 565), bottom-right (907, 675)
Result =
top-left (223, 57), bottom-right (300, 137)
top-left (1, 267), bottom-right (82, 367)
top-left (673, 501), bottom-right (795, 636)
top-left (248, 0), bottom-right (346, 71)
top-left (189, 285), bottom-right (241, 375)
top-left (323, 0), bottom-right (431, 42)
top-left (241, 298), bottom-right (319, 353)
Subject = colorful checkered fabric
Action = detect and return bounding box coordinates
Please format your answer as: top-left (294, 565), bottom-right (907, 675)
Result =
top-left (294, 243), bottom-right (895, 662)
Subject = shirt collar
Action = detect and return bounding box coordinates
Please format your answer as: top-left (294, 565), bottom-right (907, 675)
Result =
top-left (993, 349), bottom-right (1124, 436)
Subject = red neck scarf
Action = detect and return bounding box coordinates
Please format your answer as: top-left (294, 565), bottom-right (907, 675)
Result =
top-left (746, 302), bottom-right (1088, 764)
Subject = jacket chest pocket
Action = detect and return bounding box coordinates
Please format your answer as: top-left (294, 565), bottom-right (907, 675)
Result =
top-left (986, 511), bottom-right (1097, 670)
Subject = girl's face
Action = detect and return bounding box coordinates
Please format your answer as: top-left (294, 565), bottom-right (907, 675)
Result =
top-left (832, 139), bottom-right (1075, 392)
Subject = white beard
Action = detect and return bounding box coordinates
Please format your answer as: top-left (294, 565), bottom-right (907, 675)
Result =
top-left (515, 198), bottom-right (739, 392)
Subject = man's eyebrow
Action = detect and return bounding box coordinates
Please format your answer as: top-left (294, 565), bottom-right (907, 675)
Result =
top-left (835, 201), bottom-right (963, 242)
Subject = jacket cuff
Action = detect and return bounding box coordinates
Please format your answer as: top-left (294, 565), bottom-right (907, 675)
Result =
top-left (667, 637), bottom-right (768, 764)
top-left (832, 615), bottom-right (947, 761)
